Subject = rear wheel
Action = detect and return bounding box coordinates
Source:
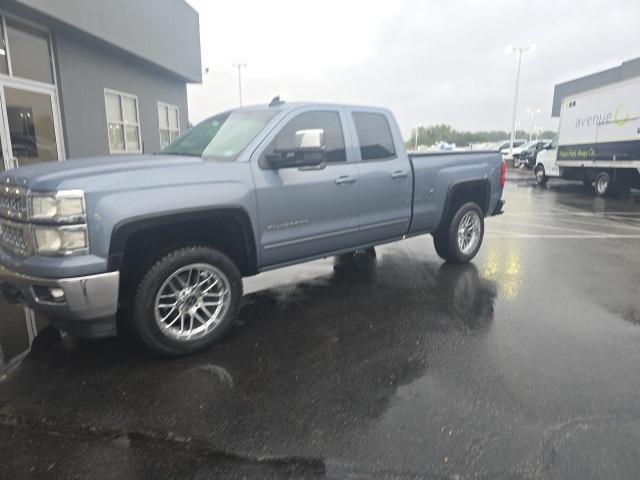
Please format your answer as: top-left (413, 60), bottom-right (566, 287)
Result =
top-left (433, 203), bottom-right (484, 264)
top-left (594, 172), bottom-right (611, 196)
top-left (513, 157), bottom-right (521, 168)
top-left (535, 164), bottom-right (548, 186)
top-left (132, 246), bottom-right (242, 356)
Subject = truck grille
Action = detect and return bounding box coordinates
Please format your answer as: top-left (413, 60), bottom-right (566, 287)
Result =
top-left (0, 184), bottom-right (28, 221)
top-left (0, 218), bottom-right (31, 256)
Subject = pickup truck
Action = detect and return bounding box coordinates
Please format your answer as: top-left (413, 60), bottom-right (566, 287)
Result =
top-left (0, 100), bottom-right (505, 356)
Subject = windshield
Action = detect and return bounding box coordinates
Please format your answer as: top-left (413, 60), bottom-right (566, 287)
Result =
top-left (160, 109), bottom-right (278, 160)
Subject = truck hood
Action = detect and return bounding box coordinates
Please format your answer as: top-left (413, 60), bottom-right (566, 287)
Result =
top-left (0, 154), bottom-right (211, 191)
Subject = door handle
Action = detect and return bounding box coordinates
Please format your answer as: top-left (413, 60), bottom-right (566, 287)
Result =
top-left (335, 175), bottom-right (357, 185)
top-left (391, 170), bottom-right (409, 179)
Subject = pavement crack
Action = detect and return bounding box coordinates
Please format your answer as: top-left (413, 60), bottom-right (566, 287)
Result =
top-left (0, 409), bottom-right (326, 475)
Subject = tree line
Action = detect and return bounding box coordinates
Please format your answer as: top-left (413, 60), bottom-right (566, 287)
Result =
top-left (406, 124), bottom-right (557, 148)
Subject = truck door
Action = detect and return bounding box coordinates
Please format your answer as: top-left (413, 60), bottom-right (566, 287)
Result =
top-left (539, 136), bottom-right (560, 177)
top-left (251, 109), bottom-right (360, 267)
top-left (349, 111), bottom-right (412, 244)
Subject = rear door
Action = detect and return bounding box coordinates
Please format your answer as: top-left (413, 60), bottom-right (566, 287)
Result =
top-left (349, 111), bottom-right (412, 244)
top-left (251, 109), bottom-right (360, 267)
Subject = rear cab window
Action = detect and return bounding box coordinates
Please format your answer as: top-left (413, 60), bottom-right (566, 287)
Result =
top-left (352, 112), bottom-right (396, 161)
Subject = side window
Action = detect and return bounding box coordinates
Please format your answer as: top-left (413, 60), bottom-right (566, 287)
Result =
top-left (352, 112), bottom-right (396, 161)
top-left (261, 111), bottom-right (346, 167)
top-left (158, 102), bottom-right (180, 148)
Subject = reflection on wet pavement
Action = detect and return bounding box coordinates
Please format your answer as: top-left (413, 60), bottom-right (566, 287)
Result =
top-left (1, 178), bottom-right (640, 478)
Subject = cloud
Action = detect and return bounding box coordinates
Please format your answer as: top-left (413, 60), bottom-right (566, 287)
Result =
top-left (186, 0), bottom-right (640, 137)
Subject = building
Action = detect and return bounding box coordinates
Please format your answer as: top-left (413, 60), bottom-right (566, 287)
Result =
top-left (0, 0), bottom-right (202, 365)
top-left (552, 57), bottom-right (640, 116)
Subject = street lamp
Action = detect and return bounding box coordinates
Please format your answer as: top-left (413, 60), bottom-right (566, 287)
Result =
top-left (526, 108), bottom-right (541, 141)
top-left (232, 62), bottom-right (247, 106)
top-left (506, 45), bottom-right (534, 158)
top-left (414, 123), bottom-right (423, 150)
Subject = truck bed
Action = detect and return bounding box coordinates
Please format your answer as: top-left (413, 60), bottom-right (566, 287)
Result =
top-left (407, 150), bottom-right (503, 234)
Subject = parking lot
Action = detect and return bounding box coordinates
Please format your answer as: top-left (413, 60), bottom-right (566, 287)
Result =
top-left (1, 173), bottom-right (640, 479)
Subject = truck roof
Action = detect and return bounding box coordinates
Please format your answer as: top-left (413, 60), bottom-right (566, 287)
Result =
top-left (233, 100), bottom-right (392, 115)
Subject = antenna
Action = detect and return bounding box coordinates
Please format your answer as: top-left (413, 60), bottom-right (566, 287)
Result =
top-left (269, 96), bottom-right (284, 107)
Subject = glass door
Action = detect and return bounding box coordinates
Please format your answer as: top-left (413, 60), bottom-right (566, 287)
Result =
top-left (0, 81), bottom-right (63, 168)
top-left (0, 81), bottom-right (62, 364)
top-left (0, 90), bottom-right (34, 365)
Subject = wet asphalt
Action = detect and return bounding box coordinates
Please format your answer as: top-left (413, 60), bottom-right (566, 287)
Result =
top-left (1, 171), bottom-right (640, 479)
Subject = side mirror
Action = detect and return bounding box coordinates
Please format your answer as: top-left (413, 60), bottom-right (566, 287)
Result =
top-left (266, 147), bottom-right (327, 169)
top-left (266, 128), bottom-right (327, 169)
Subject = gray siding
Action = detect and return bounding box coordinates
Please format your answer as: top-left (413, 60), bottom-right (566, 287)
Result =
top-left (54, 29), bottom-right (189, 159)
top-left (552, 57), bottom-right (640, 116)
top-left (9, 0), bottom-right (201, 83)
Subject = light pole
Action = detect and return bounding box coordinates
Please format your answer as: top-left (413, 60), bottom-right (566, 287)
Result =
top-left (232, 62), bottom-right (247, 106)
top-left (507, 45), bottom-right (533, 158)
top-left (526, 108), bottom-right (541, 141)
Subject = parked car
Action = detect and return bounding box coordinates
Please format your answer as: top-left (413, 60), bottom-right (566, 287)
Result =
top-left (500, 139), bottom-right (527, 160)
top-left (515, 139), bottom-right (552, 168)
top-left (493, 140), bottom-right (511, 151)
top-left (535, 77), bottom-right (640, 196)
top-left (0, 100), bottom-right (505, 356)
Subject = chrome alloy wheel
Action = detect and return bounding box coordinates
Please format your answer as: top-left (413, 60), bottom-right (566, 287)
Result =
top-left (154, 263), bottom-right (231, 341)
top-left (457, 211), bottom-right (482, 255)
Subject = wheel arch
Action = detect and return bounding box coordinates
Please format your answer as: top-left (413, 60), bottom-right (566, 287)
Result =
top-left (108, 207), bottom-right (258, 276)
top-left (436, 179), bottom-right (491, 232)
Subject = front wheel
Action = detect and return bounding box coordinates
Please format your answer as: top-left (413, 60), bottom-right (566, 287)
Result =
top-left (514, 157), bottom-right (521, 168)
top-left (132, 246), bottom-right (243, 356)
top-left (535, 164), bottom-right (548, 186)
top-left (433, 203), bottom-right (484, 264)
top-left (594, 172), bottom-right (611, 196)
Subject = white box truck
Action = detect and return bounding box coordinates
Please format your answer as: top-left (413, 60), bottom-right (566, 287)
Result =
top-left (534, 77), bottom-right (640, 195)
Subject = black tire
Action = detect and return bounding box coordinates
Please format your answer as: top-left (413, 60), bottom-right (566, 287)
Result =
top-left (433, 202), bottom-right (484, 264)
top-left (513, 157), bottom-right (521, 168)
top-left (535, 164), bottom-right (548, 186)
top-left (132, 246), bottom-right (242, 356)
top-left (433, 232), bottom-right (451, 260)
top-left (594, 172), bottom-right (611, 197)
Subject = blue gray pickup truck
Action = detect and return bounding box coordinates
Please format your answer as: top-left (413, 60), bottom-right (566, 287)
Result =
top-left (0, 100), bottom-right (505, 355)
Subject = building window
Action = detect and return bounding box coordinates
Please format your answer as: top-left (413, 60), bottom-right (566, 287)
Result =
top-left (158, 102), bottom-right (179, 148)
top-left (4, 17), bottom-right (54, 84)
top-left (105, 90), bottom-right (141, 154)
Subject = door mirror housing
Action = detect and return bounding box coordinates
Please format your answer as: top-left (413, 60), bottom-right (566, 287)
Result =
top-left (266, 147), bottom-right (327, 169)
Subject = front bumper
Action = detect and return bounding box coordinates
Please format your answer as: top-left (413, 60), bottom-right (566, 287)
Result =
top-left (519, 155), bottom-right (535, 167)
top-left (0, 265), bottom-right (119, 338)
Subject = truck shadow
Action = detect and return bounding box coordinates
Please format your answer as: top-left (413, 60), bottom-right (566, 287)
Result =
top-left (0, 250), bottom-right (498, 474)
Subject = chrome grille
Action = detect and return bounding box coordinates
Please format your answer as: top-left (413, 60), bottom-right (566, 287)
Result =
top-left (0, 219), bottom-right (31, 256)
top-left (0, 184), bottom-right (28, 221)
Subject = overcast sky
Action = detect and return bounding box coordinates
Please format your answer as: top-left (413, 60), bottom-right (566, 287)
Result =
top-left (185, 0), bottom-right (640, 138)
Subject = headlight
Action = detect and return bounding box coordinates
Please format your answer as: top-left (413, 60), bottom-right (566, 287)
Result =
top-left (30, 190), bottom-right (86, 223)
top-left (33, 226), bottom-right (88, 255)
